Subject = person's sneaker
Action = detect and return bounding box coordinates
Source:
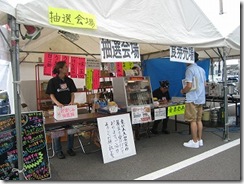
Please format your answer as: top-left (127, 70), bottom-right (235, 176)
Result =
top-left (67, 149), bottom-right (76, 156)
top-left (183, 140), bottom-right (199, 148)
top-left (199, 139), bottom-right (203, 146)
top-left (162, 130), bottom-right (170, 134)
top-left (56, 151), bottom-right (65, 159)
top-left (150, 129), bottom-right (158, 134)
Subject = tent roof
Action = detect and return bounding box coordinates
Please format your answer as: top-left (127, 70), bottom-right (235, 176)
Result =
top-left (0, 0), bottom-right (240, 62)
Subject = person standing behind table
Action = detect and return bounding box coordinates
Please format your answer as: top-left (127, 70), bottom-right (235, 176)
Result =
top-left (46, 61), bottom-right (78, 159)
top-left (151, 80), bottom-right (171, 134)
top-left (181, 52), bottom-right (206, 149)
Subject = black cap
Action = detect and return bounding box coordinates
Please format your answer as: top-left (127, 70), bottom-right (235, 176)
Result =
top-left (159, 80), bottom-right (169, 88)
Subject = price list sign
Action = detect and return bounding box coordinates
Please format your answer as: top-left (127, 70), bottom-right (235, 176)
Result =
top-left (0, 112), bottom-right (51, 180)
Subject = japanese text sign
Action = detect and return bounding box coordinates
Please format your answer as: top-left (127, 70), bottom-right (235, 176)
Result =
top-left (86, 69), bottom-right (93, 90)
top-left (154, 107), bottom-right (166, 120)
top-left (131, 105), bottom-right (152, 124)
top-left (54, 105), bottom-right (78, 120)
top-left (49, 7), bottom-right (97, 29)
top-left (100, 38), bottom-right (140, 62)
top-left (167, 104), bottom-right (185, 117)
top-left (97, 113), bottom-right (136, 164)
top-left (170, 46), bottom-right (194, 63)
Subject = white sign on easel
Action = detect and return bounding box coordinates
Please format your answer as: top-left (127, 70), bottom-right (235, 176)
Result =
top-left (97, 113), bottom-right (136, 164)
top-left (154, 108), bottom-right (166, 120)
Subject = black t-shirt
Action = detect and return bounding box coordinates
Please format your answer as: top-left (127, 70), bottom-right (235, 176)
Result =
top-left (153, 87), bottom-right (171, 101)
top-left (46, 76), bottom-right (77, 105)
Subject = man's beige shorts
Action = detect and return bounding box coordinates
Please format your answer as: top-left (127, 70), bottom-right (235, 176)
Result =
top-left (184, 102), bottom-right (203, 122)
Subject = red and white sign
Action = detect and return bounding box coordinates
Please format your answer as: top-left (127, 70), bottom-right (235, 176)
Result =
top-left (54, 105), bottom-right (78, 120)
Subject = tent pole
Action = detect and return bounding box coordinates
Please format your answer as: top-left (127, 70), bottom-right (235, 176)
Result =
top-left (222, 47), bottom-right (230, 141)
top-left (9, 15), bottom-right (25, 180)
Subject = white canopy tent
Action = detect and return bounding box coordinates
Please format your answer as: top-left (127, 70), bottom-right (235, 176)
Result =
top-left (0, 0), bottom-right (240, 180)
top-left (0, 0), bottom-right (240, 61)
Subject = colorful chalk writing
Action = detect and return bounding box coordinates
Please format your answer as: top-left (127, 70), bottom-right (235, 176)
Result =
top-left (0, 112), bottom-right (51, 180)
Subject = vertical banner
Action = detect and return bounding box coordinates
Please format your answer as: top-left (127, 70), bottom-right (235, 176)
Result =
top-left (116, 62), bottom-right (124, 77)
top-left (77, 57), bottom-right (86, 78)
top-left (0, 112), bottom-right (51, 180)
top-left (61, 55), bottom-right (70, 69)
top-left (93, 69), bottom-right (100, 89)
top-left (52, 54), bottom-right (61, 67)
top-left (100, 38), bottom-right (140, 62)
top-left (86, 68), bottom-right (93, 90)
top-left (70, 56), bottom-right (78, 78)
top-left (131, 105), bottom-right (152, 124)
top-left (97, 113), bottom-right (136, 164)
top-left (170, 46), bottom-right (194, 63)
top-left (43, 53), bottom-right (53, 76)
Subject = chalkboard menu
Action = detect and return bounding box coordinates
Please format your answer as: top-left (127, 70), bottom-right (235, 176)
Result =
top-left (0, 112), bottom-right (51, 180)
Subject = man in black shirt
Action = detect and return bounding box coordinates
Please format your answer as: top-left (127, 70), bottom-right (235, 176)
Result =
top-left (151, 80), bottom-right (171, 134)
top-left (46, 61), bottom-right (77, 159)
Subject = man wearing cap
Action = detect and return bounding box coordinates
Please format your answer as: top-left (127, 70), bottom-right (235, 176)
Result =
top-left (181, 52), bottom-right (206, 148)
top-left (151, 80), bottom-right (171, 134)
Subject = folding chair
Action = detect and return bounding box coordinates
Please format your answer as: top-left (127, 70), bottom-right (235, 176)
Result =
top-left (73, 123), bottom-right (101, 154)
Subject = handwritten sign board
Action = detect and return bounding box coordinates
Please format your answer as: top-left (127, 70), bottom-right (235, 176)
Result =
top-left (170, 46), bottom-right (194, 63)
top-left (100, 38), bottom-right (140, 62)
top-left (0, 112), bottom-right (51, 180)
top-left (154, 107), bottom-right (166, 120)
top-left (167, 104), bottom-right (185, 117)
top-left (53, 105), bottom-right (78, 120)
top-left (97, 113), bottom-right (136, 164)
top-left (131, 105), bottom-right (152, 124)
top-left (49, 7), bottom-right (97, 29)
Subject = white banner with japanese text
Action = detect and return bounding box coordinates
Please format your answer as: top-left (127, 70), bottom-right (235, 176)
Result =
top-left (170, 46), bottom-right (194, 63)
top-left (97, 113), bottom-right (136, 164)
top-left (100, 38), bottom-right (140, 62)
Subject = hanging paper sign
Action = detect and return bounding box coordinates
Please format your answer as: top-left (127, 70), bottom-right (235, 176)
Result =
top-left (43, 53), bottom-right (53, 76)
top-left (116, 62), bottom-right (124, 77)
top-left (86, 68), bottom-right (93, 90)
top-left (131, 105), bottom-right (152, 124)
top-left (77, 57), bottom-right (86, 78)
top-left (61, 55), bottom-right (70, 68)
top-left (170, 46), bottom-right (194, 63)
top-left (154, 107), bottom-right (166, 120)
top-left (123, 62), bottom-right (133, 70)
top-left (70, 56), bottom-right (78, 78)
top-left (52, 54), bottom-right (61, 66)
top-left (49, 7), bottom-right (97, 29)
top-left (97, 113), bottom-right (136, 164)
top-left (100, 38), bottom-right (140, 62)
top-left (86, 59), bottom-right (101, 69)
top-left (167, 104), bottom-right (185, 117)
top-left (92, 69), bottom-right (100, 90)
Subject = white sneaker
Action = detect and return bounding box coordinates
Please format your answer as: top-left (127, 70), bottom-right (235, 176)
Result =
top-left (199, 139), bottom-right (203, 146)
top-left (183, 140), bottom-right (199, 148)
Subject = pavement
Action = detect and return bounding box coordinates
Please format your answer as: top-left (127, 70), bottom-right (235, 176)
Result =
top-left (46, 118), bottom-right (241, 181)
